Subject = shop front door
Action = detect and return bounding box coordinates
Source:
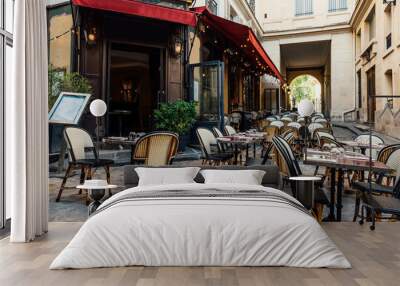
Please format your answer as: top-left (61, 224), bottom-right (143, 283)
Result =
top-left (106, 42), bottom-right (165, 135)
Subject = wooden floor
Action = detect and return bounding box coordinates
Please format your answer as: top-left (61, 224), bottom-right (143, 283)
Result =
top-left (0, 222), bottom-right (399, 286)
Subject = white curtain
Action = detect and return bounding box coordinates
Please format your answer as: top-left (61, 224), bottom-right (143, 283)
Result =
top-left (7, 0), bottom-right (49, 242)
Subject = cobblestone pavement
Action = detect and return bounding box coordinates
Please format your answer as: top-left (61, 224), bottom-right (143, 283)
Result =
top-left (48, 125), bottom-right (399, 222)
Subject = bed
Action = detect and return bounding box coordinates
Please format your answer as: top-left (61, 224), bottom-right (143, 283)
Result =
top-left (50, 166), bottom-right (350, 269)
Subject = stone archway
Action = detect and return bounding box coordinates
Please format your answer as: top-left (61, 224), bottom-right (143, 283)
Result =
top-left (288, 74), bottom-right (322, 112)
top-left (286, 67), bottom-right (329, 115)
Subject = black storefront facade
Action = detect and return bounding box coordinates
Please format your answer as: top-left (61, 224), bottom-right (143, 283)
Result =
top-left (68, 0), bottom-right (196, 138)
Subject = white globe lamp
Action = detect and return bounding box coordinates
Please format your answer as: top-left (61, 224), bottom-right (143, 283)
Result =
top-left (298, 99), bottom-right (314, 117)
top-left (297, 99), bottom-right (314, 159)
top-left (90, 99), bottom-right (107, 117)
top-left (89, 99), bottom-right (107, 156)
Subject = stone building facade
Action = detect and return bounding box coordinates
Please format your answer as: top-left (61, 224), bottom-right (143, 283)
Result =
top-left (351, 0), bottom-right (400, 136)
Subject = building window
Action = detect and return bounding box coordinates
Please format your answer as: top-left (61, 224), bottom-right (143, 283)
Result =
top-left (384, 70), bottom-right (394, 108)
top-left (230, 7), bottom-right (241, 24)
top-left (384, 5), bottom-right (392, 50)
top-left (246, 0), bottom-right (255, 14)
top-left (366, 8), bottom-right (376, 42)
top-left (1, 0), bottom-right (15, 229)
top-left (206, 0), bottom-right (218, 15)
top-left (328, 0), bottom-right (347, 12)
top-left (295, 0), bottom-right (313, 16)
top-left (357, 70), bottom-right (362, 109)
top-left (386, 33), bottom-right (392, 50)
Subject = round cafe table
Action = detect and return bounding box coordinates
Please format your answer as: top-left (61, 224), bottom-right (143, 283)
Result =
top-left (304, 151), bottom-right (393, 221)
top-left (217, 136), bottom-right (259, 165)
top-left (289, 176), bottom-right (321, 210)
top-left (77, 180), bottom-right (118, 215)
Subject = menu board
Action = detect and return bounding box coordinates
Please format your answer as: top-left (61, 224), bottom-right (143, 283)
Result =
top-left (49, 92), bottom-right (91, 125)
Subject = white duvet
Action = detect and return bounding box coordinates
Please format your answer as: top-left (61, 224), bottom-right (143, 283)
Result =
top-left (50, 183), bottom-right (351, 269)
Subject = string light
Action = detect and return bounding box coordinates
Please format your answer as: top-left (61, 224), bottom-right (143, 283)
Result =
top-left (49, 28), bottom-right (72, 42)
top-left (200, 22), bottom-right (280, 81)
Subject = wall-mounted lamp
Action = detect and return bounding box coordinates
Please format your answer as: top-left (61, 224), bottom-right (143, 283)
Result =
top-left (85, 27), bottom-right (97, 45)
top-left (170, 35), bottom-right (183, 57)
top-left (383, 0), bottom-right (396, 5)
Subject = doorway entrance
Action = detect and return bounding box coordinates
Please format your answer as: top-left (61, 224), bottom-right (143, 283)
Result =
top-left (106, 42), bottom-right (165, 136)
top-left (289, 75), bottom-right (322, 112)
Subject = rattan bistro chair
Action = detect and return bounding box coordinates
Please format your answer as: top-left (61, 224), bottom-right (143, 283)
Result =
top-left (57, 127), bottom-right (114, 204)
top-left (354, 167), bottom-right (400, 230)
top-left (197, 128), bottom-right (233, 166)
top-left (272, 136), bottom-right (329, 221)
top-left (224, 125), bottom-right (237, 136)
top-left (355, 134), bottom-right (384, 159)
top-left (270, 120), bottom-right (284, 131)
top-left (315, 131), bottom-right (342, 150)
top-left (287, 122), bottom-right (301, 129)
top-left (212, 126), bottom-right (224, 138)
top-left (353, 146), bottom-right (400, 226)
top-left (132, 132), bottom-right (178, 166)
top-left (307, 123), bottom-right (324, 141)
top-left (261, 125), bottom-right (279, 164)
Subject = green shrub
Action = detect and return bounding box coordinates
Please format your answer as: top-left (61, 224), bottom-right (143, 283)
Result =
top-left (154, 100), bottom-right (197, 136)
top-left (48, 65), bottom-right (93, 110)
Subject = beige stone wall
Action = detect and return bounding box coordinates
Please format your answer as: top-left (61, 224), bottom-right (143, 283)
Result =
top-left (49, 12), bottom-right (72, 72)
top-left (258, 0), bottom-right (356, 119)
top-left (352, 0), bottom-right (400, 137)
top-left (257, 0), bottom-right (355, 34)
top-left (330, 31), bottom-right (356, 118)
top-left (261, 31), bottom-right (355, 119)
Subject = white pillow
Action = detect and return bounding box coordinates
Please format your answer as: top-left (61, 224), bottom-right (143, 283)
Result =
top-left (136, 167), bottom-right (201, 186)
top-left (200, 170), bottom-right (266, 185)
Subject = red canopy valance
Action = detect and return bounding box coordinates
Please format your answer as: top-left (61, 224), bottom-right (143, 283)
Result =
top-left (71, 1), bottom-right (282, 82)
top-left (193, 7), bottom-right (283, 82)
top-left (72, 0), bottom-right (197, 27)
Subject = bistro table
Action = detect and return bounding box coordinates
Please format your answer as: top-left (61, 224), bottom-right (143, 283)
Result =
top-left (217, 133), bottom-right (264, 165)
top-left (243, 131), bottom-right (266, 158)
top-left (108, 110), bottom-right (132, 137)
top-left (103, 136), bottom-right (142, 164)
top-left (304, 149), bottom-right (393, 221)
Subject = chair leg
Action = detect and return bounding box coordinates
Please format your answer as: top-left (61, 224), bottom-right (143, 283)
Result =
top-left (313, 203), bottom-right (324, 222)
top-left (105, 165), bottom-right (112, 197)
top-left (359, 205), bottom-right (365, 225)
top-left (85, 167), bottom-right (92, 206)
top-left (79, 166), bottom-right (85, 195)
top-left (314, 166), bottom-right (319, 176)
top-left (56, 163), bottom-right (73, 202)
top-left (370, 207), bottom-right (376, 231)
top-left (353, 192), bottom-right (361, 222)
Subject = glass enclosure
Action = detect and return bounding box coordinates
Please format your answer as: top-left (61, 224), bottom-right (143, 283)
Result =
top-left (189, 61), bottom-right (224, 129)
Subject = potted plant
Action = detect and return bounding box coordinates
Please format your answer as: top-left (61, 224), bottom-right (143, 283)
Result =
top-left (154, 100), bottom-right (197, 151)
top-left (48, 65), bottom-right (93, 110)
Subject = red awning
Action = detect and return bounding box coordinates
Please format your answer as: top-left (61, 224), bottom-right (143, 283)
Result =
top-left (72, 0), bottom-right (197, 27)
top-left (193, 7), bottom-right (283, 82)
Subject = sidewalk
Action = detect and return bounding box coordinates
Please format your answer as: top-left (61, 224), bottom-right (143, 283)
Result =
top-left (332, 121), bottom-right (400, 145)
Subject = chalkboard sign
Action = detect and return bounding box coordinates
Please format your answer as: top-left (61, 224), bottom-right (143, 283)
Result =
top-left (49, 92), bottom-right (91, 125)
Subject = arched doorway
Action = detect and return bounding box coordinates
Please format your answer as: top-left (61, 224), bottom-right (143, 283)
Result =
top-left (289, 74), bottom-right (322, 113)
